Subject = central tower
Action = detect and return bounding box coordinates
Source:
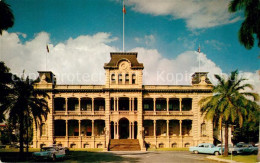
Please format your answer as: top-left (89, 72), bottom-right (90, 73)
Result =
top-left (104, 52), bottom-right (144, 89)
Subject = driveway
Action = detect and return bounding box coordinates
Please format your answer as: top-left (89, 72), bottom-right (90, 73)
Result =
top-left (107, 151), bottom-right (218, 163)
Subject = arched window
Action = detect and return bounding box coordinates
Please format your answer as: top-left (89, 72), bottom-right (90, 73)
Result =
top-left (201, 123), bottom-right (206, 137)
top-left (132, 74), bottom-right (136, 84)
top-left (125, 74), bottom-right (129, 84)
top-left (111, 74), bottom-right (115, 83)
top-left (118, 74), bottom-right (122, 84)
top-left (40, 123), bottom-right (46, 136)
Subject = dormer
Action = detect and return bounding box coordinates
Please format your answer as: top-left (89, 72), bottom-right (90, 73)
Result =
top-left (192, 72), bottom-right (212, 86)
top-left (34, 71), bottom-right (56, 89)
top-left (104, 52), bottom-right (144, 89)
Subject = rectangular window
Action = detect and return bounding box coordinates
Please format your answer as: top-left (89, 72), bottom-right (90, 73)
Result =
top-left (125, 74), bottom-right (129, 84)
top-left (118, 74), bottom-right (122, 84)
top-left (132, 74), bottom-right (136, 84)
top-left (111, 74), bottom-right (115, 83)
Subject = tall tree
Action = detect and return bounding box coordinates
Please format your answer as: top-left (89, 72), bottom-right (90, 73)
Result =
top-left (0, 73), bottom-right (49, 160)
top-left (200, 70), bottom-right (259, 156)
top-left (229, 0), bottom-right (260, 49)
top-left (0, 62), bottom-right (12, 121)
top-left (0, 0), bottom-right (14, 35)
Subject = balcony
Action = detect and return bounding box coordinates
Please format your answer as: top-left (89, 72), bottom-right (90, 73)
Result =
top-left (143, 111), bottom-right (193, 116)
top-left (110, 111), bottom-right (138, 115)
top-left (53, 110), bottom-right (105, 115)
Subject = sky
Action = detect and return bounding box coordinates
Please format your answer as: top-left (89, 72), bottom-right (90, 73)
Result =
top-left (0, 0), bottom-right (259, 93)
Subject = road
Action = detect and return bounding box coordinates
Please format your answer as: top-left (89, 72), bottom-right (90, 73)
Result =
top-left (109, 151), bottom-right (218, 163)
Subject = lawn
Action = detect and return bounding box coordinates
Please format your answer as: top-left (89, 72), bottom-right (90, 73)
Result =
top-left (217, 155), bottom-right (257, 163)
top-left (0, 148), bottom-right (138, 162)
top-left (65, 151), bottom-right (139, 162)
top-left (147, 147), bottom-right (189, 151)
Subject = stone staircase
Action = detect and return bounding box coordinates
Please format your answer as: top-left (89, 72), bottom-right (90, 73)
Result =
top-left (109, 139), bottom-right (141, 151)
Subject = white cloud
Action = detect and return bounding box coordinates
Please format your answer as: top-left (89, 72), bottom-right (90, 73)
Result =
top-left (0, 31), bottom-right (118, 84)
top-left (135, 34), bottom-right (155, 46)
top-left (0, 31), bottom-right (259, 95)
top-left (126, 0), bottom-right (240, 29)
top-left (177, 37), bottom-right (197, 50)
top-left (205, 40), bottom-right (230, 51)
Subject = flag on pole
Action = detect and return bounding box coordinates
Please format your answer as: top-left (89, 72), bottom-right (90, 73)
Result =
top-left (46, 45), bottom-right (49, 53)
top-left (197, 46), bottom-right (201, 53)
top-left (123, 5), bottom-right (126, 14)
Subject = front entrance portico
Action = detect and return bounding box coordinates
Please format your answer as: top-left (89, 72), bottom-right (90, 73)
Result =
top-left (119, 118), bottom-right (129, 139)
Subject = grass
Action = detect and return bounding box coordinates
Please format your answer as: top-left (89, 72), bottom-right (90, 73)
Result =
top-left (0, 147), bottom-right (40, 152)
top-left (65, 151), bottom-right (139, 162)
top-left (68, 148), bottom-right (103, 152)
top-left (217, 155), bottom-right (257, 163)
top-left (147, 147), bottom-right (189, 151)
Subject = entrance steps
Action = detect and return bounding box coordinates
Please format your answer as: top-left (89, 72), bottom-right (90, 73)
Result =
top-left (109, 139), bottom-right (141, 151)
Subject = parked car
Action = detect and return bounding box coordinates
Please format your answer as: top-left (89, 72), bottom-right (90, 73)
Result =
top-left (189, 143), bottom-right (222, 155)
top-left (216, 144), bottom-right (240, 154)
top-left (32, 146), bottom-right (66, 161)
top-left (235, 143), bottom-right (258, 154)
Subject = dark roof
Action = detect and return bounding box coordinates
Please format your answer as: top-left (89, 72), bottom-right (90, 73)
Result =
top-left (104, 52), bottom-right (144, 69)
top-left (192, 72), bottom-right (212, 85)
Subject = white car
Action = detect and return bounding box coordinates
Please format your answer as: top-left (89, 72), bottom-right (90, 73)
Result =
top-left (32, 146), bottom-right (66, 161)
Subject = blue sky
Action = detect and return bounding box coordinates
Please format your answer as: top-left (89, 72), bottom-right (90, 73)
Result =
top-left (1, 0), bottom-right (259, 89)
top-left (6, 0), bottom-right (259, 72)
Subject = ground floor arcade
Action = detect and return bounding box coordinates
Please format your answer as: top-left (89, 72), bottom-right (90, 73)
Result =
top-left (34, 116), bottom-right (212, 149)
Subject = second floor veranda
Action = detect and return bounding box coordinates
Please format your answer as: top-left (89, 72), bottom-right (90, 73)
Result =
top-left (53, 97), bottom-right (193, 116)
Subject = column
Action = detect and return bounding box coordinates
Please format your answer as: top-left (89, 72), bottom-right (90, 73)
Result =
top-left (117, 121), bottom-right (119, 139)
top-left (132, 123), bottom-right (134, 139)
top-left (129, 98), bottom-right (132, 112)
top-left (179, 98), bottom-right (182, 112)
top-left (78, 98), bottom-right (81, 114)
top-left (113, 122), bottom-right (116, 139)
top-left (66, 120), bottom-right (69, 148)
top-left (79, 120), bottom-right (82, 148)
top-left (166, 98), bottom-right (169, 112)
top-left (179, 120), bottom-right (182, 136)
top-left (92, 98), bottom-right (94, 113)
top-left (66, 120), bottom-right (68, 138)
top-left (166, 120), bottom-right (169, 136)
top-left (117, 97), bottom-right (119, 111)
top-left (79, 120), bottom-right (81, 137)
top-left (129, 122), bottom-right (132, 139)
top-left (65, 98), bottom-right (68, 115)
top-left (114, 97), bottom-right (116, 111)
top-left (179, 120), bottom-right (183, 147)
top-left (92, 120), bottom-right (95, 136)
top-left (153, 98), bottom-right (156, 115)
top-left (154, 120), bottom-right (156, 137)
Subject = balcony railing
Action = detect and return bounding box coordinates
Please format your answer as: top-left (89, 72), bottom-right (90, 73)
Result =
top-left (94, 111), bottom-right (105, 115)
top-left (143, 111), bottom-right (193, 115)
top-left (54, 111), bottom-right (66, 115)
top-left (53, 110), bottom-right (105, 115)
top-left (53, 110), bottom-right (193, 116)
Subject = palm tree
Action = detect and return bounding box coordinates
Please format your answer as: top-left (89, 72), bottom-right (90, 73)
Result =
top-left (0, 0), bottom-right (14, 35)
top-left (0, 62), bottom-right (12, 107)
top-left (228, 0), bottom-right (260, 49)
top-left (0, 74), bottom-right (49, 160)
top-left (200, 70), bottom-right (259, 156)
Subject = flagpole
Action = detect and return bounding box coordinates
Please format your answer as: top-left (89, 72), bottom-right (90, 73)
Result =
top-left (123, 0), bottom-right (125, 52)
top-left (46, 45), bottom-right (49, 71)
top-left (198, 44), bottom-right (201, 72)
top-left (46, 48), bottom-right (47, 71)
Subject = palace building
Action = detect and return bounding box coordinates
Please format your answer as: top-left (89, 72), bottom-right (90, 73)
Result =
top-left (33, 52), bottom-right (213, 151)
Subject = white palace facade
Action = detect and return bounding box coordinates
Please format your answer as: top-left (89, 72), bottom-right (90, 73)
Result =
top-left (33, 52), bottom-right (213, 151)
